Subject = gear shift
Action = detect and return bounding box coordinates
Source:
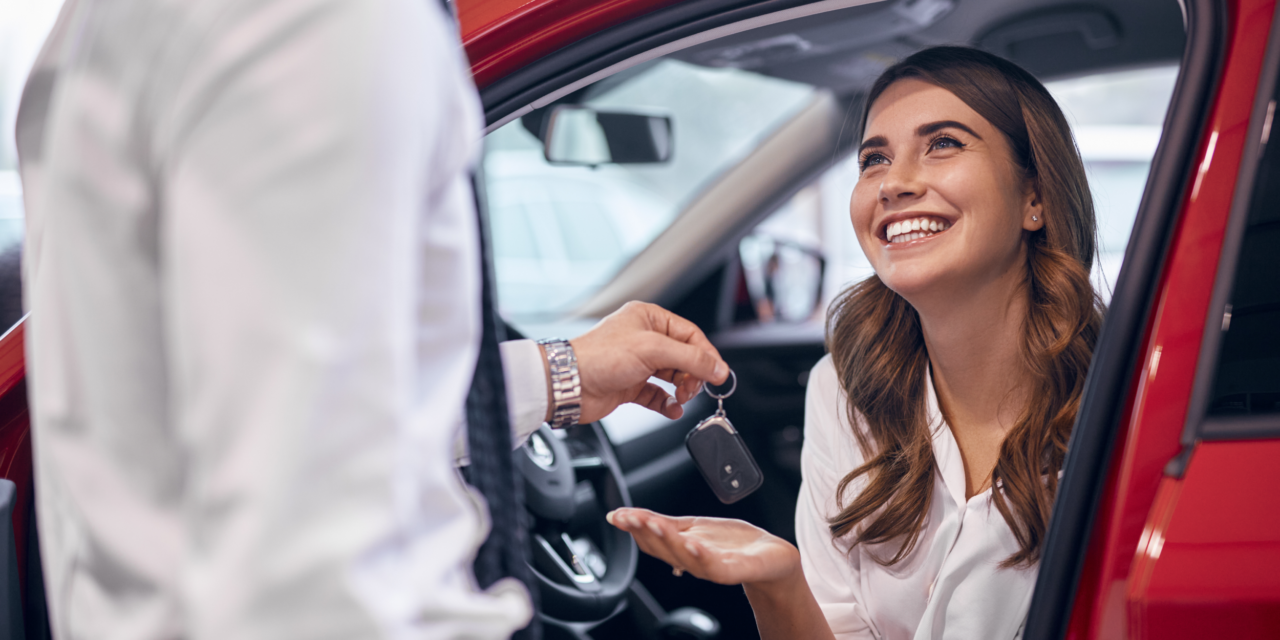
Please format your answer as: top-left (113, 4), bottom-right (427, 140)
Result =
top-left (658, 607), bottom-right (721, 639)
top-left (627, 581), bottom-right (720, 639)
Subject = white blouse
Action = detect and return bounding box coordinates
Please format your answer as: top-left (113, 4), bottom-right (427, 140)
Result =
top-left (795, 355), bottom-right (1038, 640)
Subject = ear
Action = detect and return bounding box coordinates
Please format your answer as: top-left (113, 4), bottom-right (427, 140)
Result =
top-left (1022, 182), bottom-right (1045, 232)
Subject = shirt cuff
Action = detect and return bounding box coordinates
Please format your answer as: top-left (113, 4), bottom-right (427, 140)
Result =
top-left (500, 339), bottom-right (549, 448)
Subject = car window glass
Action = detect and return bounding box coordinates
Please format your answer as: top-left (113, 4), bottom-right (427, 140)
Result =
top-left (736, 65), bottom-right (1179, 327)
top-left (0, 4), bottom-right (62, 335)
top-left (1, 3), bottom-right (63, 264)
top-left (484, 60), bottom-right (816, 322)
top-left (1207, 96), bottom-right (1280, 417)
top-left (1049, 66), bottom-right (1179, 298)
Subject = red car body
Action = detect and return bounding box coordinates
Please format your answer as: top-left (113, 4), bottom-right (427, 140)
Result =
top-left (2, 0), bottom-right (1276, 638)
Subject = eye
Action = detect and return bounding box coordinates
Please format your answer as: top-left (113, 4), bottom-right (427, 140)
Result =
top-left (928, 134), bottom-right (965, 153)
top-left (859, 152), bottom-right (889, 171)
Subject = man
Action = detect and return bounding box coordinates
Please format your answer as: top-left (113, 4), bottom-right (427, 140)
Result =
top-left (15, 0), bottom-right (726, 637)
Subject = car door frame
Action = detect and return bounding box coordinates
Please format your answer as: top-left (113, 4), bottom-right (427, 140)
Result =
top-left (1025, 0), bottom-right (1280, 638)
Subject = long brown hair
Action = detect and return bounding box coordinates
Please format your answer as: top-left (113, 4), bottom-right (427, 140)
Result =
top-left (826, 46), bottom-right (1104, 567)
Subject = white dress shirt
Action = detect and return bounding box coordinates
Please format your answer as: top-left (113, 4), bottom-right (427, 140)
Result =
top-left (17, 0), bottom-right (547, 637)
top-left (796, 355), bottom-right (1038, 640)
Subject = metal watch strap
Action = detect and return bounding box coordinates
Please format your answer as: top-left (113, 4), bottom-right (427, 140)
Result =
top-left (538, 338), bottom-right (582, 429)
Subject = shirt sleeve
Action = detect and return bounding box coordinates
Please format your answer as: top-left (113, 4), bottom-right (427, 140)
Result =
top-left (452, 340), bottom-right (547, 464)
top-left (796, 355), bottom-right (880, 640)
top-left (161, 1), bottom-right (529, 637)
top-left (500, 339), bottom-right (549, 447)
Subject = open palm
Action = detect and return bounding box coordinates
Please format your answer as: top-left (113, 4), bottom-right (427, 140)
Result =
top-left (607, 507), bottom-right (800, 586)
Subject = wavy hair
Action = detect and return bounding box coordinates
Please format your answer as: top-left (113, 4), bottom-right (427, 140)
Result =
top-left (825, 46), bottom-right (1105, 567)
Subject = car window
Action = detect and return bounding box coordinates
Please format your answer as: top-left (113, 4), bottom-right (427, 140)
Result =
top-left (0, 3), bottom-right (62, 334)
top-left (484, 59), bottom-right (816, 322)
top-left (1050, 66), bottom-right (1179, 298)
top-left (736, 65), bottom-right (1179, 326)
top-left (1, 3), bottom-right (63, 259)
top-left (1207, 97), bottom-right (1280, 417)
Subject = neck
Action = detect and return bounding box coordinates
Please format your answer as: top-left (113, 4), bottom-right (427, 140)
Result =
top-left (914, 265), bottom-right (1031, 438)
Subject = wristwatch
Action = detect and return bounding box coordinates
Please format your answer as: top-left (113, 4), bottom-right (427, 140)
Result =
top-left (537, 338), bottom-right (582, 429)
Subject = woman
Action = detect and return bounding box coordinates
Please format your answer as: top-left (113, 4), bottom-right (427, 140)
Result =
top-left (607, 46), bottom-right (1104, 639)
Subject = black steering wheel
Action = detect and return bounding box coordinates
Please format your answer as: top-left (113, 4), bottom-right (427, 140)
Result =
top-left (515, 421), bottom-right (637, 622)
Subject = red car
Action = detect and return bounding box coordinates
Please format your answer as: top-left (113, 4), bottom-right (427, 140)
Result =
top-left (2, 0), bottom-right (1278, 638)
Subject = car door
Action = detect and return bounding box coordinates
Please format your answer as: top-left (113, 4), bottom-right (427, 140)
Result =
top-left (1026, 0), bottom-right (1280, 638)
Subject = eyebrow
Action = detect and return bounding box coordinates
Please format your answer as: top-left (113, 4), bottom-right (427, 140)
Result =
top-left (859, 120), bottom-right (984, 153)
top-left (917, 120), bottom-right (983, 140)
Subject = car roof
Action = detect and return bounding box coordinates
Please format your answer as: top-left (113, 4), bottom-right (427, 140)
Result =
top-left (459, 0), bottom-right (1185, 95)
top-left (458, 0), bottom-right (688, 89)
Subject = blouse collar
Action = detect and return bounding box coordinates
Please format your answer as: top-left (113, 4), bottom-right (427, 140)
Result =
top-left (925, 364), bottom-right (970, 509)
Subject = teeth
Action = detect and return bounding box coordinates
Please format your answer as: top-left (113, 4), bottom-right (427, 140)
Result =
top-left (885, 217), bottom-right (950, 243)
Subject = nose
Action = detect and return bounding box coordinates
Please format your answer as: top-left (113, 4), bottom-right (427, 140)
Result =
top-left (878, 157), bottom-right (925, 206)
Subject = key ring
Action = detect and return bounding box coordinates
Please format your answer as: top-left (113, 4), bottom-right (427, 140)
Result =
top-left (703, 370), bottom-right (737, 399)
top-left (703, 370), bottom-right (736, 417)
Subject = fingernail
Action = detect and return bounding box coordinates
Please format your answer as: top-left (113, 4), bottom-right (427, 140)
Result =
top-left (685, 542), bottom-right (700, 557)
top-left (713, 362), bottom-right (727, 380)
top-left (605, 511), bottom-right (616, 526)
top-left (664, 396), bottom-right (678, 409)
top-left (647, 521), bottom-right (664, 537)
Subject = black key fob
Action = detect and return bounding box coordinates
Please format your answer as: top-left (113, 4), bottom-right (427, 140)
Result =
top-left (685, 413), bottom-right (763, 504)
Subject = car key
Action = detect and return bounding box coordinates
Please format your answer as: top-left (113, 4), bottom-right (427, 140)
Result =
top-left (685, 371), bottom-right (763, 504)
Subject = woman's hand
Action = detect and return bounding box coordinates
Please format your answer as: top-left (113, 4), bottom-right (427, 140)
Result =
top-left (606, 507), bottom-right (800, 586)
top-left (609, 507), bottom-right (837, 640)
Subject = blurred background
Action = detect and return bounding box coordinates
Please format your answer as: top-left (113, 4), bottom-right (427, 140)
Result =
top-left (483, 60), bottom-right (1175, 324)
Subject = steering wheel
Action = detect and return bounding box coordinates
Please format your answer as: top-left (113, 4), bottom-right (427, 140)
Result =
top-left (515, 421), bottom-right (637, 622)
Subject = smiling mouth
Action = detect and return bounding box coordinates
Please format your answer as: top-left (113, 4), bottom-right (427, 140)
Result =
top-left (884, 216), bottom-right (951, 244)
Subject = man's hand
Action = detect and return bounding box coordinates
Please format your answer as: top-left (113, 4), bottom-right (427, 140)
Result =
top-left (559, 301), bottom-right (729, 424)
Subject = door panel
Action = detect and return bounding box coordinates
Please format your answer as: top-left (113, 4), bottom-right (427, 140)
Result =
top-left (1124, 1), bottom-right (1280, 635)
top-left (1127, 441), bottom-right (1280, 638)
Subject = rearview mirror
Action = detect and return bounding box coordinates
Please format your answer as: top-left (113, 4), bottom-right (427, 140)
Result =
top-left (544, 106), bottom-right (673, 166)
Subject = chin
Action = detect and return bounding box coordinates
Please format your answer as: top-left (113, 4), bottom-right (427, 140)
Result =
top-left (877, 271), bottom-right (935, 299)
top-left (875, 265), bottom-right (958, 306)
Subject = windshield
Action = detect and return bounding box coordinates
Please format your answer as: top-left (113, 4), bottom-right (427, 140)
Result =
top-left (484, 59), bottom-right (815, 322)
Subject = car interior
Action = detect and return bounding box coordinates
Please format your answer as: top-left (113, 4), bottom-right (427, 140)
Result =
top-left (477, 0), bottom-right (1190, 638)
top-left (0, 0), bottom-right (1216, 637)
